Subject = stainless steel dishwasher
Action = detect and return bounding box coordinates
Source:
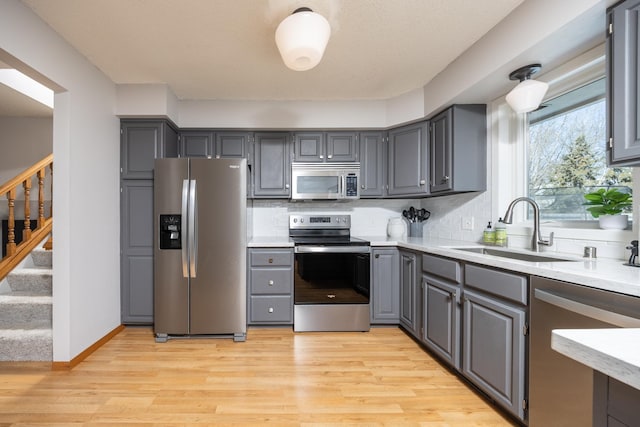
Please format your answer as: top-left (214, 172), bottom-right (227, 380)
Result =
top-left (529, 276), bottom-right (640, 426)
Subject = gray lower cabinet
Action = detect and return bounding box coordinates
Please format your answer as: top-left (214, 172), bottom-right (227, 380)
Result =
top-left (429, 105), bottom-right (486, 194)
top-left (607, 0), bottom-right (640, 166)
top-left (359, 131), bottom-right (386, 197)
top-left (421, 254), bottom-right (462, 370)
top-left (370, 248), bottom-right (400, 323)
top-left (462, 264), bottom-right (528, 421)
top-left (293, 131), bottom-right (359, 163)
top-left (399, 250), bottom-right (421, 338)
top-left (121, 120), bottom-right (179, 179)
top-left (179, 130), bottom-right (250, 159)
top-left (252, 132), bottom-right (291, 198)
top-left (120, 180), bottom-right (154, 324)
top-left (593, 371), bottom-right (640, 427)
top-left (387, 121), bottom-right (429, 197)
top-left (248, 248), bottom-right (294, 325)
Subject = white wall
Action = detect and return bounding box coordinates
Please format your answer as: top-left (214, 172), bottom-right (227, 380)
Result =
top-left (0, 116), bottom-right (52, 183)
top-left (1, 0), bottom-right (120, 362)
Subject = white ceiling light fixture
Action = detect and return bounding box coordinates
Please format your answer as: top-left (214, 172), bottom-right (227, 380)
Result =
top-left (505, 64), bottom-right (549, 114)
top-left (275, 7), bottom-right (331, 71)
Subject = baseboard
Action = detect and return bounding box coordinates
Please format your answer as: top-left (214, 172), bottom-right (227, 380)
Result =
top-left (51, 324), bottom-right (125, 370)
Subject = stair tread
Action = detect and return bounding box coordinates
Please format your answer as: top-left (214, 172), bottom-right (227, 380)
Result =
top-left (9, 267), bottom-right (52, 275)
top-left (0, 328), bottom-right (52, 337)
top-left (0, 295), bottom-right (52, 304)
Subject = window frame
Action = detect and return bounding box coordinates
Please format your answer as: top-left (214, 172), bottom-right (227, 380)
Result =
top-left (491, 44), bottom-right (637, 250)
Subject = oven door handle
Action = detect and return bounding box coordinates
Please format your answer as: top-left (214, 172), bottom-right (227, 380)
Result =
top-left (534, 288), bottom-right (640, 327)
top-left (295, 246), bottom-right (371, 254)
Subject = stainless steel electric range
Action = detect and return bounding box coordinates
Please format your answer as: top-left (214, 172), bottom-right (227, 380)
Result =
top-left (289, 214), bottom-right (370, 332)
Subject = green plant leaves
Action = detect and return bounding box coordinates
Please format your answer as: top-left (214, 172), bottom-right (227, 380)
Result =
top-left (583, 188), bottom-right (632, 218)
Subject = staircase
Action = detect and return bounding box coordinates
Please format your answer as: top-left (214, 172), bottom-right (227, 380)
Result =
top-left (0, 247), bottom-right (52, 361)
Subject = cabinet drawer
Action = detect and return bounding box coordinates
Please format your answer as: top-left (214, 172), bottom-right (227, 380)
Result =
top-left (465, 264), bottom-right (528, 305)
top-left (250, 249), bottom-right (292, 267)
top-left (422, 254), bottom-right (461, 283)
top-left (250, 268), bottom-right (292, 294)
top-left (249, 296), bottom-right (293, 323)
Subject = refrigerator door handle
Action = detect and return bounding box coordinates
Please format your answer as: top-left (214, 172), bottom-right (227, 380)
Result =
top-left (181, 179), bottom-right (189, 278)
top-left (189, 179), bottom-right (198, 278)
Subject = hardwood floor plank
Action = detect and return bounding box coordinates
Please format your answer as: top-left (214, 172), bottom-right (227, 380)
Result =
top-left (0, 327), bottom-right (517, 426)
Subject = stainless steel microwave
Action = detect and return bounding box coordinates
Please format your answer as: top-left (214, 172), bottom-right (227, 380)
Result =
top-left (291, 162), bottom-right (360, 200)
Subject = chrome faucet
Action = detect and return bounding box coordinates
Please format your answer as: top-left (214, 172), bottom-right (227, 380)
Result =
top-left (502, 197), bottom-right (554, 252)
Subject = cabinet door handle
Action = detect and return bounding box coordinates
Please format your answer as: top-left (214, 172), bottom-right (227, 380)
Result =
top-left (268, 258), bottom-right (273, 264)
top-left (268, 280), bottom-right (274, 286)
top-left (268, 307), bottom-right (274, 313)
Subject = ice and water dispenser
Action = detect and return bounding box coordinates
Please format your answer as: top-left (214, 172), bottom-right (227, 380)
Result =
top-left (159, 215), bottom-right (181, 249)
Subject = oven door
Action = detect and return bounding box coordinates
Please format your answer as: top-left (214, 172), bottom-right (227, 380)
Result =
top-left (294, 245), bottom-right (370, 304)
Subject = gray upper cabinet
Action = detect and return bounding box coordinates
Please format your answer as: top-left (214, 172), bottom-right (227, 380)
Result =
top-left (252, 132), bottom-right (291, 198)
top-left (358, 131), bottom-right (386, 197)
top-left (387, 121), bottom-right (429, 197)
top-left (293, 132), bottom-right (358, 162)
top-left (121, 120), bottom-right (179, 179)
top-left (370, 248), bottom-right (400, 323)
top-left (430, 105), bottom-right (486, 194)
top-left (180, 130), bottom-right (250, 159)
top-left (180, 131), bottom-right (212, 158)
top-left (607, 0), bottom-right (640, 165)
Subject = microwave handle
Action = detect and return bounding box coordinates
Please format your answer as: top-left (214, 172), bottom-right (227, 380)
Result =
top-left (340, 175), bottom-right (344, 196)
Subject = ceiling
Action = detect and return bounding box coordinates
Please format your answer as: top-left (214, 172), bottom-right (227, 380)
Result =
top-left (10, 0), bottom-right (526, 108)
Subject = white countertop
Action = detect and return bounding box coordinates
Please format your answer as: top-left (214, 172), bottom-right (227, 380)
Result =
top-left (249, 234), bottom-right (640, 297)
top-left (552, 328), bottom-right (640, 390)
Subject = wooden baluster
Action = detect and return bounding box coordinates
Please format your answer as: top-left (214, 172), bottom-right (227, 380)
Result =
top-left (49, 162), bottom-right (53, 218)
top-left (6, 189), bottom-right (16, 256)
top-left (38, 168), bottom-right (45, 228)
top-left (23, 178), bottom-right (32, 241)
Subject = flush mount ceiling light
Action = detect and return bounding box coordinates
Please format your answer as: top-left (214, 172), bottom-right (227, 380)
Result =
top-left (505, 64), bottom-right (549, 114)
top-left (275, 7), bottom-right (331, 71)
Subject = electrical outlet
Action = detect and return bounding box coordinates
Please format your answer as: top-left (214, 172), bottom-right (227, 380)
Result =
top-left (462, 216), bottom-right (474, 230)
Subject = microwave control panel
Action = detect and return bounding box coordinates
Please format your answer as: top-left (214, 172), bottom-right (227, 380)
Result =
top-left (345, 174), bottom-right (358, 197)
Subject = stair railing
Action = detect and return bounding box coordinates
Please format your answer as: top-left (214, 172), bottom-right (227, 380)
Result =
top-left (0, 154), bottom-right (53, 281)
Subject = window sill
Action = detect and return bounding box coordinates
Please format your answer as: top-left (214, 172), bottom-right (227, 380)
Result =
top-left (507, 221), bottom-right (634, 243)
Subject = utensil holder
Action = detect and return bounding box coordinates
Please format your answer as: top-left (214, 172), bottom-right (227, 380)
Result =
top-left (409, 222), bottom-right (423, 238)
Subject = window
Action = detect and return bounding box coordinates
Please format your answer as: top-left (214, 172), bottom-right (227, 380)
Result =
top-left (527, 78), bottom-right (632, 221)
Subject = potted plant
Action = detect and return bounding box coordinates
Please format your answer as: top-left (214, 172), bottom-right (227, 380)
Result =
top-left (583, 188), bottom-right (632, 229)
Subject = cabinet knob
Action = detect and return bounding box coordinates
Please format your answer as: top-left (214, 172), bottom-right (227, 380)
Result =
top-left (268, 280), bottom-right (274, 286)
top-left (442, 175), bottom-right (450, 182)
top-left (319, 155), bottom-right (324, 159)
top-left (361, 184), bottom-right (365, 189)
top-left (215, 155), bottom-right (221, 159)
top-left (268, 307), bottom-right (274, 313)
top-left (285, 184), bottom-right (290, 189)
top-left (375, 254), bottom-right (379, 258)
top-left (327, 154), bottom-right (333, 159)
top-left (419, 179), bottom-right (426, 185)
top-left (268, 258), bottom-right (273, 264)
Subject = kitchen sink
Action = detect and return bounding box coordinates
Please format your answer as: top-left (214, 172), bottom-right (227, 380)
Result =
top-left (452, 247), bottom-right (579, 263)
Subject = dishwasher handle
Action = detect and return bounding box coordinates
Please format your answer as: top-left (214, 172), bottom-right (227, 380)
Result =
top-left (534, 288), bottom-right (640, 328)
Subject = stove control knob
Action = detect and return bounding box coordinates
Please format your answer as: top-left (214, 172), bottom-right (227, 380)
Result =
top-left (300, 218), bottom-right (304, 223)
top-left (293, 218), bottom-right (297, 223)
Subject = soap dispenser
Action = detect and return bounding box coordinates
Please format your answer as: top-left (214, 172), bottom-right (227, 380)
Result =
top-left (495, 218), bottom-right (507, 246)
top-left (483, 221), bottom-right (495, 244)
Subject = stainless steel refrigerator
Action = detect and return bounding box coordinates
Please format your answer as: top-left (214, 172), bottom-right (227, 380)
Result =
top-left (153, 158), bottom-right (247, 342)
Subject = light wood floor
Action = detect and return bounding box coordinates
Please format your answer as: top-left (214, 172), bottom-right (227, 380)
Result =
top-left (0, 327), bottom-right (517, 426)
